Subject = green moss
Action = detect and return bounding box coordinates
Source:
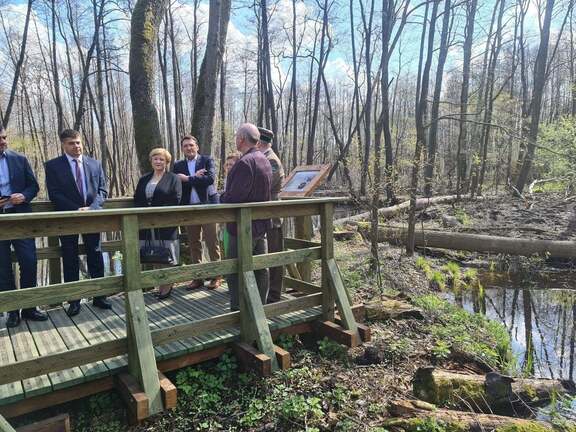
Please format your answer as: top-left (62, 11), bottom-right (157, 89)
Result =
top-left (495, 423), bottom-right (554, 432)
top-left (384, 417), bottom-right (467, 432)
top-left (414, 294), bottom-right (513, 371)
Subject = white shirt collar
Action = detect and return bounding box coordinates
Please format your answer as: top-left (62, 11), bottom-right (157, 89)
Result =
top-left (65, 153), bottom-right (83, 163)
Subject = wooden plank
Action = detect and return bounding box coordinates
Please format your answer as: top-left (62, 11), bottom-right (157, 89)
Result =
top-left (0, 216), bottom-right (121, 241)
top-left (8, 325), bottom-right (51, 398)
top-left (12, 240), bottom-right (123, 262)
top-left (0, 377), bottom-right (114, 419)
top-left (115, 373), bottom-right (149, 424)
top-left (0, 414), bottom-right (16, 432)
top-left (232, 343), bottom-right (271, 377)
top-left (283, 277), bottom-right (322, 294)
top-left (69, 306), bottom-right (127, 371)
top-left (274, 346), bottom-right (291, 370)
top-left (0, 318), bottom-right (23, 405)
top-left (142, 293), bottom-right (205, 353)
top-left (326, 258), bottom-right (359, 336)
top-left (26, 319), bottom-right (84, 391)
top-left (286, 262), bottom-right (302, 280)
top-left (320, 203), bottom-right (335, 321)
top-left (294, 215), bottom-right (314, 282)
top-left (158, 372), bottom-right (177, 410)
top-left (121, 215), bottom-right (162, 416)
top-left (49, 309), bottom-right (109, 380)
top-left (314, 321), bottom-right (360, 348)
top-left (0, 277), bottom-right (124, 314)
top-left (284, 238), bottom-right (321, 249)
top-left (15, 414), bottom-right (70, 432)
top-left (140, 259), bottom-right (237, 289)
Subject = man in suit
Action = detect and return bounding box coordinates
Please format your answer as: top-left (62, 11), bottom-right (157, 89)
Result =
top-left (256, 127), bottom-right (285, 303)
top-left (45, 129), bottom-right (111, 316)
top-left (220, 123), bottom-right (272, 311)
top-left (0, 126), bottom-right (47, 328)
top-left (173, 135), bottom-right (222, 289)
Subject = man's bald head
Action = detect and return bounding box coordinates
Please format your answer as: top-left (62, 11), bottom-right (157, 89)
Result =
top-left (235, 123), bottom-right (260, 154)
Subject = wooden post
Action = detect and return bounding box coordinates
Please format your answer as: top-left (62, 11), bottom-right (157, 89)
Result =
top-left (237, 208), bottom-right (279, 371)
top-left (294, 215), bottom-right (313, 282)
top-left (0, 414), bottom-right (16, 432)
top-left (47, 237), bottom-right (61, 285)
top-left (121, 215), bottom-right (163, 415)
top-left (320, 203), bottom-right (335, 321)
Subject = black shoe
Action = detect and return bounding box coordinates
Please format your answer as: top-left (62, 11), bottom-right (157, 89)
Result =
top-left (93, 298), bottom-right (112, 310)
top-left (6, 311), bottom-right (20, 328)
top-left (21, 309), bottom-right (48, 321)
top-left (67, 302), bottom-right (82, 317)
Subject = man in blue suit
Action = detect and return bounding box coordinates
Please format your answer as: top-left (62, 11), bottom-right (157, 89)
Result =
top-left (173, 135), bottom-right (222, 290)
top-left (0, 126), bottom-right (47, 328)
top-left (45, 129), bottom-right (111, 316)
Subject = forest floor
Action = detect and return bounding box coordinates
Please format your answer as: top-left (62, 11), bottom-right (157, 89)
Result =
top-left (14, 192), bottom-right (576, 432)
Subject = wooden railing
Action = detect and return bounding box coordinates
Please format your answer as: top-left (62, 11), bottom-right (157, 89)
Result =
top-left (0, 198), bottom-right (359, 415)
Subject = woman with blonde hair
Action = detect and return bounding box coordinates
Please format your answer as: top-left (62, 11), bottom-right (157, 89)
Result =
top-left (134, 148), bottom-right (182, 299)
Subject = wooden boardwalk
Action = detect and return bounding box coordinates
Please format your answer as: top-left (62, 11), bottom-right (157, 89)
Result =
top-left (0, 286), bottom-right (321, 407)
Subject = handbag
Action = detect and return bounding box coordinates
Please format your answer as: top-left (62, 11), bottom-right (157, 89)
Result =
top-left (139, 235), bottom-right (175, 265)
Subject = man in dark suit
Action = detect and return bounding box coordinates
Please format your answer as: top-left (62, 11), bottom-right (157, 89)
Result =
top-left (0, 126), bottom-right (47, 327)
top-left (173, 135), bottom-right (222, 289)
top-left (45, 129), bottom-right (111, 316)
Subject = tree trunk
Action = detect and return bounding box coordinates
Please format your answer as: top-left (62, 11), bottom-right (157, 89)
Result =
top-left (455, 0), bottom-right (477, 199)
top-left (129, 0), bottom-right (169, 173)
top-left (515, 0), bottom-right (556, 193)
top-left (2, 0), bottom-right (33, 127)
top-left (190, 0), bottom-right (231, 156)
top-left (413, 367), bottom-right (574, 414)
top-left (423, 0), bottom-right (451, 197)
top-left (363, 226), bottom-right (576, 259)
top-left (386, 399), bottom-right (555, 431)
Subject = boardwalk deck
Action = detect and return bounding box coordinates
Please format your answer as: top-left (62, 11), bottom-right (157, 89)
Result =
top-left (0, 285), bottom-right (321, 408)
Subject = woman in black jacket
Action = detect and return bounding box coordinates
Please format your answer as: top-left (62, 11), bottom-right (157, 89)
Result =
top-left (134, 148), bottom-right (182, 299)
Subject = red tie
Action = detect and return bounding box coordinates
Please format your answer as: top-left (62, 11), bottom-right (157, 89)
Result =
top-left (74, 159), bottom-right (84, 202)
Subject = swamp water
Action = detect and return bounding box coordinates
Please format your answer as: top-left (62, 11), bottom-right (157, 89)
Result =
top-left (448, 270), bottom-right (576, 420)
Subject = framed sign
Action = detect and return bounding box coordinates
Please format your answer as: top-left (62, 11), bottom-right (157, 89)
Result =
top-left (279, 164), bottom-right (331, 198)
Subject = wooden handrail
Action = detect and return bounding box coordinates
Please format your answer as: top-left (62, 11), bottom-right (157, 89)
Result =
top-left (0, 198), bottom-right (359, 412)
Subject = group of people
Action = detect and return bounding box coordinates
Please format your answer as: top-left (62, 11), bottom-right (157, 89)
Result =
top-left (0, 122), bottom-right (285, 328)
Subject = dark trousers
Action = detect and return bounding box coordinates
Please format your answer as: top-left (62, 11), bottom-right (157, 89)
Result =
top-left (0, 238), bottom-right (37, 314)
top-left (60, 233), bottom-right (105, 305)
top-left (266, 225), bottom-right (284, 302)
top-left (226, 234), bottom-right (268, 311)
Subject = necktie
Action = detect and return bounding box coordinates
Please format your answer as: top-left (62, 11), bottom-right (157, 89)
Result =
top-left (74, 159), bottom-right (84, 202)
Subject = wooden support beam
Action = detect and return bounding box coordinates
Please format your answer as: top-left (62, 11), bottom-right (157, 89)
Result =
top-left (15, 414), bottom-right (70, 432)
top-left (122, 215), bottom-right (163, 415)
top-left (314, 321), bottom-right (360, 348)
top-left (326, 258), bottom-right (359, 338)
top-left (320, 204), bottom-right (336, 321)
top-left (233, 342), bottom-right (272, 377)
top-left (283, 277), bottom-right (321, 294)
top-left (294, 215), bottom-right (313, 281)
top-left (273, 346), bottom-right (291, 370)
top-left (335, 312), bottom-right (370, 341)
top-left (158, 372), bottom-right (177, 410)
top-left (286, 262), bottom-right (302, 280)
top-left (115, 374), bottom-right (149, 425)
top-left (237, 208), bottom-right (279, 372)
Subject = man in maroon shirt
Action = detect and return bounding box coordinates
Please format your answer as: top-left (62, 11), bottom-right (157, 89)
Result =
top-left (220, 123), bottom-right (272, 311)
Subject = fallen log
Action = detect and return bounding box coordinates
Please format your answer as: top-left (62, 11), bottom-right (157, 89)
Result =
top-left (364, 298), bottom-right (424, 321)
top-left (413, 366), bottom-right (576, 415)
top-left (362, 225), bottom-right (576, 259)
top-left (334, 194), bottom-right (485, 225)
top-left (384, 399), bottom-right (554, 431)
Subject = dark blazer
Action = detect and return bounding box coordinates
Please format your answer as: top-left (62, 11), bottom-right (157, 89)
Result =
top-left (173, 155), bottom-right (215, 204)
top-left (134, 172), bottom-right (182, 240)
top-left (45, 155), bottom-right (108, 211)
top-left (220, 148), bottom-right (272, 237)
top-left (1, 150), bottom-right (39, 213)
